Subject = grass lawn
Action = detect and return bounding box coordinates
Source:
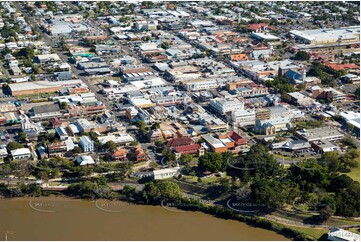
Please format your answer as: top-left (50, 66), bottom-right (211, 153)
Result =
top-left (342, 166), bottom-right (360, 182)
top-left (341, 156), bottom-right (360, 182)
top-left (289, 226), bottom-right (329, 240)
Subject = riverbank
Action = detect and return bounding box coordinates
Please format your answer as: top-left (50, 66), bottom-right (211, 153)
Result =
top-left (1, 190), bottom-right (314, 241)
top-left (1, 182), bottom-right (358, 241)
top-left (0, 196), bottom-right (289, 241)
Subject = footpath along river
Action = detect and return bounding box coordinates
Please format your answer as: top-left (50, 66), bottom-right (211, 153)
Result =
top-left (0, 197), bottom-right (289, 241)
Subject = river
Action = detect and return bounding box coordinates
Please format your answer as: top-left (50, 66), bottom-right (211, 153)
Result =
top-left (0, 197), bottom-right (288, 241)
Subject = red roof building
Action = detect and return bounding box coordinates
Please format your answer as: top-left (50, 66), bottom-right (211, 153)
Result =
top-left (325, 63), bottom-right (359, 71)
top-left (227, 131), bottom-right (248, 146)
top-left (167, 137), bottom-right (194, 148)
top-left (248, 23), bottom-right (276, 32)
top-left (49, 117), bottom-right (62, 128)
top-left (175, 144), bottom-right (200, 155)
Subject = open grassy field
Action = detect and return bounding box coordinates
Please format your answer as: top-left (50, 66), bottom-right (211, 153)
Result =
top-left (289, 226), bottom-right (329, 240)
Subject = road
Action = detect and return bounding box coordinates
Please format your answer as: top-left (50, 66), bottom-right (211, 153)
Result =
top-left (13, 2), bottom-right (112, 110)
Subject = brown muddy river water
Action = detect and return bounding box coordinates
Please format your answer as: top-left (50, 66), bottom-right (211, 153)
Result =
top-left (0, 197), bottom-right (288, 241)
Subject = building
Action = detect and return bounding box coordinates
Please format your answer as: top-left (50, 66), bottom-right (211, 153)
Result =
top-left (55, 126), bottom-right (69, 141)
top-left (311, 139), bottom-right (339, 153)
top-left (255, 117), bottom-right (292, 135)
top-left (185, 80), bottom-right (218, 91)
top-left (79, 136), bottom-right (95, 153)
top-left (327, 227), bottom-right (360, 241)
top-left (290, 26), bottom-right (359, 45)
top-left (11, 148), bottom-right (31, 160)
top-left (47, 142), bottom-right (67, 158)
top-left (232, 109), bottom-right (256, 127)
top-left (111, 149), bottom-right (127, 161)
top-left (201, 134), bottom-right (228, 153)
top-left (167, 137), bottom-right (194, 149)
top-left (295, 127), bottom-right (344, 142)
top-left (210, 98), bottom-right (244, 115)
top-left (8, 80), bottom-right (83, 96)
top-left (133, 147), bottom-right (147, 162)
top-left (148, 129), bottom-right (163, 143)
top-left (339, 111), bottom-right (360, 131)
top-left (75, 155), bottom-right (95, 166)
top-left (175, 143), bottom-right (201, 156)
top-left (29, 104), bottom-right (62, 120)
top-left (271, 139), bottom-right (311, 151)
top-left (152, 166), bottom-right (181, 180)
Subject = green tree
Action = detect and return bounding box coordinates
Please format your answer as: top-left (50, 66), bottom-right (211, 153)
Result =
top-left (161, 41), bottom-right (170, 49)
top-left (294, 51), bottom-right (310, 61)
top-left (72, 146), bottom-right (83, 154)
top-left (104, 141), bottom-right (117, 152)
top-left (320, 152), bottom-right (340, 172)
top-left (251, 178), bottom-right (288, 209)
top-left (179, 154), bottom-right (193, 166)
top-left (18, 132), bottom-right (27, 142)
top-left (198, 152), bottom-right (226, 173)
top-left (60, 102), bottom-right (68, 109)
top-left (7, 141), bottom-right (24, 152)
top-left (143, 180), bottom-right (182, 203)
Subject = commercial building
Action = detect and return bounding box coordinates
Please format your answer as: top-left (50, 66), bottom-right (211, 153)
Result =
top-left (209, 98), bottom-right (244, 115)
top-left (339, 111), bottom-right (360, 130)
top-left (232, 109), bottom-right (256, 127)
top-left (201, 134), bottom-right (228, 153)
top-left (8, 80), bottom-right (83, 96)
top-left (295, 127), bottom-right (344, 142)
top-left (185, 80), bottom-right (218, 91)
top-left (79, 136), bottom-right (95, 153)
top-left (290, 26), bottom-right (360, 45)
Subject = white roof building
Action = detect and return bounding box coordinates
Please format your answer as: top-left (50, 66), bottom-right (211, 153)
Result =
top-left (328, 228), bottom-right (360, 241)
top-left (152, 166), bottom-right (181, 180)
top-left (75, 155), bottom-right (95, 166)
top-left (11, 148), bottom-right (32, 160)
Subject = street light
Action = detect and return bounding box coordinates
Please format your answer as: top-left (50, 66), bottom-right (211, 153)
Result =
top-left (5, 231), bottom-right (14, 241)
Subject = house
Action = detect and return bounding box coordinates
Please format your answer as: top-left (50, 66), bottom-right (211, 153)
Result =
top-left (132, 147), bottom-right (147, 162)
top-left (55, 126), bottom-right (69, 141)
top-left (79, 136), bottom-right (95, 153)
top-left (75, 155), bottom-right (95, 166)
top-left (152, 166), bottom-right (181, 180)
top-left (327, 227), bottom-right (360, 241)
top-left (37, 145), bottom-right (48, 160)
top-left (0, 146), bottom-right (8, 158)
top-left (248, 23), bottom-right (276, 32)
top-left (111, 149), bottom-right (127, 161)
top-left (148, 129), bottom-right (163, 143)
top-left (11, 148), bottom-right (32, 160)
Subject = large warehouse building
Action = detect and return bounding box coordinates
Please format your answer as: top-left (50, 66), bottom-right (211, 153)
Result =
top-left (289, 26), bottom-right (360, 45)
top-left (8, 80), bottom-right (83, 96)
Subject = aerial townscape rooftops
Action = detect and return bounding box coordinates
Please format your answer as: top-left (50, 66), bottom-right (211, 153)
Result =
top-left (0, 1), bottom-right (359, 241)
